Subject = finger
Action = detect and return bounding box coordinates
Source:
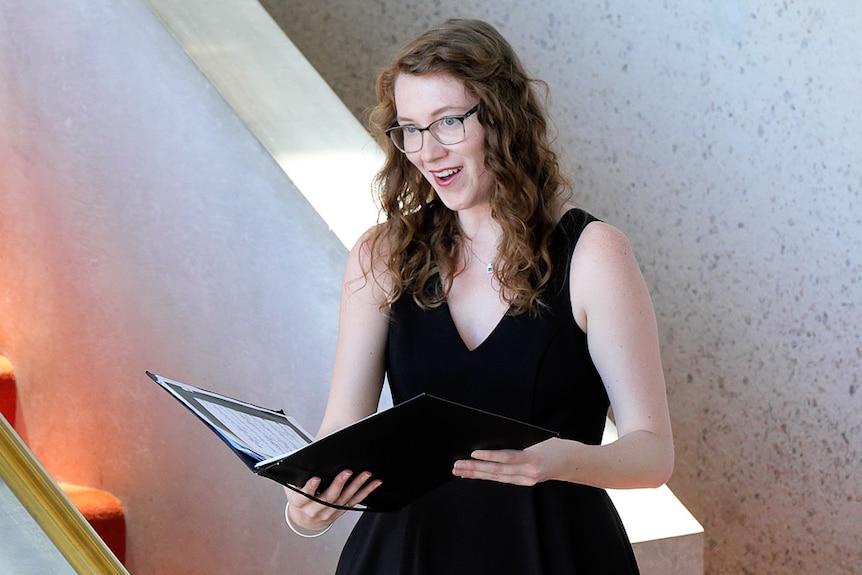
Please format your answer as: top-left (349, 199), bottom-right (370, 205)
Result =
top-left (287, 476), bottom-right (343, 527)
top-left (453, 458), bottom-right (493, 477)
top-left (456, 464), bottom-right (536, 486)
top-left (454, 457), bottom-right (539, 484)
top-left (453, 450), bottom-right (523, 475)
top-left (349, 477), bottom-right (383, 506)
top-left (319, 470), bottom-right (356, 500)
top-left (470, 449), bottom-right (522, 463)
top-left (456, 459), bottom-right (512, 477)
top-left (336, 472), bottom-right (382, 507)
top-left (294, 469), bottom-right (380, 510)
top-left (333, 471), bottom-right (368, 503)
top-left (318, 470), bottom-right (380, 508)
top-left (287, 477), bottom-right (323, 510)
top-left (302, 476), bottom-right (323, 494)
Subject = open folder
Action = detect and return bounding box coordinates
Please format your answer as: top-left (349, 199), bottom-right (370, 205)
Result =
top-left (148, 371), bottom-right (556, 511)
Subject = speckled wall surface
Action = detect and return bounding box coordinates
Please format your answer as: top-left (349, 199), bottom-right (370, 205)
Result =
top-left (261, 1), bottom-right (862, 573)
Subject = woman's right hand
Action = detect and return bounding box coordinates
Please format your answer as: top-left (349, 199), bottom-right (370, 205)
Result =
top-left (284, 470), bottom-right (382, 535)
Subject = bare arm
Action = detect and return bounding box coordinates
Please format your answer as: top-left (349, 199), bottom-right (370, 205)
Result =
top-left (454, 222), bottom-right (674, 489)
top-left (284, 229), bottom-right (391, 532)
top-left (317, 233), bottom-right (391, 437)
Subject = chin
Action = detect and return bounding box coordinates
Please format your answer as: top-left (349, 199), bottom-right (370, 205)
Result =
top-left (437, 197), bottom-right (476, 213)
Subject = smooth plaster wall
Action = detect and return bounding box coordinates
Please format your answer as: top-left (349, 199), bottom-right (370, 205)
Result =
top-left (0, 0), bottom-right (354, 573)
top-left (260, 1), bottom-right (862, 573)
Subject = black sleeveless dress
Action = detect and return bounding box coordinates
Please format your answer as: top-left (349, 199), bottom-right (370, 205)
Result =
top-left (335, 209), bottom-right (640, 574)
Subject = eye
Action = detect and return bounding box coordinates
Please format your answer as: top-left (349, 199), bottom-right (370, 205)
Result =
top-left (402, 125), bottom-right (420, 134)
top-left (440, 117), bottom-right (460, 128)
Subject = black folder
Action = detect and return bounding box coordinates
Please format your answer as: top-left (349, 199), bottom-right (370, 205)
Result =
top-left (148, 371), bottom-right (556, 511)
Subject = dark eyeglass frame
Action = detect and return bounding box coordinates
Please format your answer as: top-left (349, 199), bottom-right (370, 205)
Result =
top-left (386, 105), bottom-right (480, 153)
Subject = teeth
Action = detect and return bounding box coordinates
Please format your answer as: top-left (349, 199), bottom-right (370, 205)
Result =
top-left (436, 168), bottom-right (459, 178)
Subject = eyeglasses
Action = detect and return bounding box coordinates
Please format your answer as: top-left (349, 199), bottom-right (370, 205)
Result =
top-left (386, 105), bottom-right (479, 153)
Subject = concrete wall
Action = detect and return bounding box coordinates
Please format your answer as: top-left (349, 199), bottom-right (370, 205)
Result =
top-left (0, 0), bottom-right (355, 573)
top-left (260, 1), bottom-right (862, 573)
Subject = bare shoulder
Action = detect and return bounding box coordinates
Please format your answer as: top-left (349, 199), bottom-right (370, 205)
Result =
top-left (569, 220), bottom-right (648, 329)
top-left (345, 223), bottom-right (394, 303)
top-left (575, 220), bottom-right (634, 262)
top-left (351, 223), bottom-right (391, 260)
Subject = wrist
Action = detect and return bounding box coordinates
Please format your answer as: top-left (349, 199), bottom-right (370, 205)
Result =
top-left (284, 500), bottom-right (333, 538)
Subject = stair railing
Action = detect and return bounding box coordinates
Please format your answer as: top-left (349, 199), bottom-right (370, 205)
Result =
top-left (0, 413), bottom-right (129, 575)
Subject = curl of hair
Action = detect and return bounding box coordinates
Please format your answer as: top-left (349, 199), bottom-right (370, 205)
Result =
top-left (365, 19), bottom-right (570, 315)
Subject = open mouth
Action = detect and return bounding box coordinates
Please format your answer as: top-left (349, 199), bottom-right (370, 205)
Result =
top-left (432, 167), bottom-right (461, 185)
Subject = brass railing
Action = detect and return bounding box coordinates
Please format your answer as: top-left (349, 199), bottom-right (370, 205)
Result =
top-left (0, 414), bottom-right (129, 575)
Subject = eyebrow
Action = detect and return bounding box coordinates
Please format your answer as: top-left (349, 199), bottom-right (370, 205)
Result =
top-left (396, 105), bottom-right (472, 124)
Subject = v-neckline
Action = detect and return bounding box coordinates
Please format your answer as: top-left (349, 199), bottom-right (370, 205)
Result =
top-left (440, 208), bottom-right (581, 352)
top-left (444, 301), bottom-right (511, 352)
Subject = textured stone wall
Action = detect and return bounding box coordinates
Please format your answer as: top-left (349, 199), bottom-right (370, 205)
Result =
top-left (260, 1), bottom-right (862, 573)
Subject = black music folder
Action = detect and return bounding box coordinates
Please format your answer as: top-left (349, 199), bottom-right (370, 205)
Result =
top-left (148, 371), bottom-right (556, 511)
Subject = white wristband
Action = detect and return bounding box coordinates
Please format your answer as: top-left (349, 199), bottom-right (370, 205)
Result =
top-left (284, 500), bottom-right (333, 538)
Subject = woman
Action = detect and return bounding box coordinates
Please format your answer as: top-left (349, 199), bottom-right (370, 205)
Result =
top-left (284, 18), bottom-right (674, 574)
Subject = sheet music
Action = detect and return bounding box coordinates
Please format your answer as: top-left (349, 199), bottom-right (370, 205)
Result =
top-left (197, 398), bottom-right (311, 459)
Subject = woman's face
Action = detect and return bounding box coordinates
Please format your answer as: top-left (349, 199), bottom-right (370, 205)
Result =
top-left (392, 72), bottom-right (494, 213)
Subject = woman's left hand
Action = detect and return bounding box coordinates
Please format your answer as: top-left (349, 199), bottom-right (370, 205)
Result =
top-left (452, 438), bottom-right (564, 486)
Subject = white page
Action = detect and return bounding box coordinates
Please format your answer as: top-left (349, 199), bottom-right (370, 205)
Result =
top-left (197, 398), bottom-right (311, 459)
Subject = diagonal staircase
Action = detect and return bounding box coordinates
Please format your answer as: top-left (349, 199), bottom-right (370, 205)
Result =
top-left (0, 355), bottom-right (126, 565)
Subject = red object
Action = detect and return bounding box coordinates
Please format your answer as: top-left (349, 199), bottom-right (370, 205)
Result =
top-left (61, 484), bottom-right (127, 564)
top-left (0, 357), bottom-right (126, 563)
top-left (0, 356), bottom-right (16, 428)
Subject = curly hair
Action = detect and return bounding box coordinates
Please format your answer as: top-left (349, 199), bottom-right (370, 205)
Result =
top-left (364, 18), bottom-right (571, 315)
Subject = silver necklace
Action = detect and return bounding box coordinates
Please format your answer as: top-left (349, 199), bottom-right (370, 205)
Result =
top-left (466, 243), bottom-right (494, 274)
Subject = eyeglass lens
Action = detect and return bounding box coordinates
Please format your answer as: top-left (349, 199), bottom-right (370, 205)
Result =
top-left (389, 116), bottom-right (467, 153)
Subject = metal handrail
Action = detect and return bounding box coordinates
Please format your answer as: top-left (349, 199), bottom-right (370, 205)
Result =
top-left (0, 414), bottom-right (129, 575)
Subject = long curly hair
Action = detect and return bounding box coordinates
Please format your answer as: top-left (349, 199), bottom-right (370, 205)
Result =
top-left (364, 18), bottom-right (570, 315)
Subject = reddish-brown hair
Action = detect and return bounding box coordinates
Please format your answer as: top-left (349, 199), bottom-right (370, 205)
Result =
top-left (365, 18), bottom-right (570, 314)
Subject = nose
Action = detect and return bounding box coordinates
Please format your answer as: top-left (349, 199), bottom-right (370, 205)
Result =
top-left (419, 131), bottom-right (446, 162)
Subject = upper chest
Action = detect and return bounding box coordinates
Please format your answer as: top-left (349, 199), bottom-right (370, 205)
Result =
top-left (446, 265), bottom-right (511, 351)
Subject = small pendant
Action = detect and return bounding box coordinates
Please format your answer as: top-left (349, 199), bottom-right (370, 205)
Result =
top-left (486, 263), bottom-right (493, 274)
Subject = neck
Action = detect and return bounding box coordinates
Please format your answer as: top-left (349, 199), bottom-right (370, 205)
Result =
top-left (457, 206), bottom-right (498, 245)
top-left (457, 209), bottom-right (500, 275)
